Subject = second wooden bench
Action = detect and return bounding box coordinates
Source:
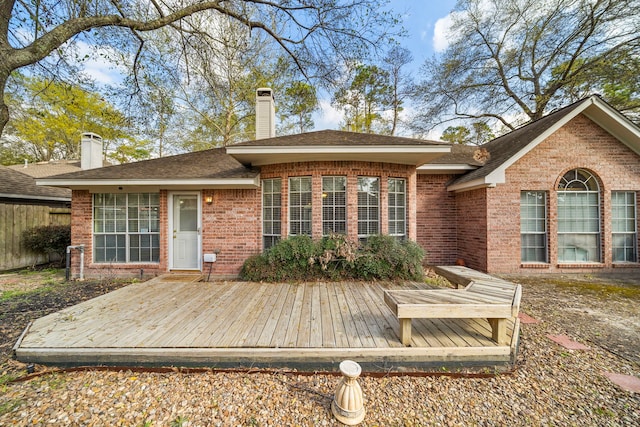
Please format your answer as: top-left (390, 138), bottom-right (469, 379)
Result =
top-left (384, 267), bottom-right (521, 346)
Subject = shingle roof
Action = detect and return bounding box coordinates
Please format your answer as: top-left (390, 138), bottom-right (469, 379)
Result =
top-left (7, 160), bottom-right (82, 178)
top-left (0, 166), bottom-right (71, 200)
top-left (231, 129), bottom-right (444, 147)
top-left (429, 143), bottom-right (487, 166)
top-left (46, 147), bottom-right (257, 181)
top-left (451, 98), bottom-right (589, 186)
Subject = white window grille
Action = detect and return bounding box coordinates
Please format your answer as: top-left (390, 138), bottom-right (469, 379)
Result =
top-left (520, 191), bottom-right (548, 263)
top-left (322, 176), bottom-right (347, 235)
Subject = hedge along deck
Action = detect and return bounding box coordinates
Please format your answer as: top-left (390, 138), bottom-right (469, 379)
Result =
top-left (13, 272), bottom-right (519, 370)
top-left (384, 266), bottom-right (521, 346)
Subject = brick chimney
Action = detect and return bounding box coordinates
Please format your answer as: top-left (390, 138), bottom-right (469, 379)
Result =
top-left (255, 88), bottom-right (275, 140)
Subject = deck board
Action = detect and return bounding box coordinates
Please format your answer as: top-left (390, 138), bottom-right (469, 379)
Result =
top-left (14, 275), bottom-right (519, 370)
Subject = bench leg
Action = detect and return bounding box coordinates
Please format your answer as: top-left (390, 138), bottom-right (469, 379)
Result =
top-left (399, 318), bottom-right (412, 346)
top-left (488, 318), bottom-right (507, 345)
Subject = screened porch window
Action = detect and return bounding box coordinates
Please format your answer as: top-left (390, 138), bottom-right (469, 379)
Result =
top-left (322, 176), bottom-right (347, 235)
top-left (289, 176), bottom-right (312, 236)
top-left (520, 191), bottom-right (548, 263)
top-left (93, 193), bottom-right (160, 263)
top-left (358, 177), bottom-right (380, 240)
top-left (388, 178), bottom-right (406, 239)
top-left (557, 169), bottom-right (601, 263)
top-left (262, 178), bottom-right (282, 249)
top-left (612, 191), bottom-right (637, 263)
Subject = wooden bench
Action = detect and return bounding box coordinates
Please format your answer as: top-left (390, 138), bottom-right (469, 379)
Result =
top-left (384, 266), bottom-right (521, 346)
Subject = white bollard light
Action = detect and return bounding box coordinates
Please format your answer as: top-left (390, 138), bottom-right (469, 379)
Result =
top-left (332, 360), bottom-right (365, 425)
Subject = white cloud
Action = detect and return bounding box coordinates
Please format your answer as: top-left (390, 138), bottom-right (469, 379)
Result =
top-left (432, 13), bottom-right (455, 53)
top-left (73, 40), bottom-right (127, 86)
top-left (313, 99), bottom-right (342, 130)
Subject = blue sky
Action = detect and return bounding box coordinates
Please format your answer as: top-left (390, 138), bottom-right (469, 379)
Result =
top-left (313, 0), bottom-right (458, 131)
top-left (390, 0), bottom-right (458, 64)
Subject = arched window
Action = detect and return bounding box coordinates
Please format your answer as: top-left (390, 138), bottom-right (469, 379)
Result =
top-left (557, 169), bottom-right (601, 263)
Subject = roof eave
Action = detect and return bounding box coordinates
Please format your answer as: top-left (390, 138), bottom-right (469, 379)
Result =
top-left (479, 96), bottom-right (640, 186)
top-left (0, 193), bottom-right (71, 202)
top-left (447, 178), bottom-right (497, 193)
top-left (36, 177), bottom-right (261, 191)
top-left (582, 96), bottom-right (640, 156)
top-left (226, 145), bottom-right (451, 166)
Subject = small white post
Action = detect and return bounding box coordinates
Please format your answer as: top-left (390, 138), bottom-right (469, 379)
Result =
top-left (332, 360), bottom-right (365, 425)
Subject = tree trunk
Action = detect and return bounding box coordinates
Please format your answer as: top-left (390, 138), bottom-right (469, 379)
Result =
top-left (0, 69), bottom-right (9, 137)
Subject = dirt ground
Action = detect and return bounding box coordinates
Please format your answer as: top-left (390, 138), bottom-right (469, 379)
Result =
top-left (1, 268), bottom-right (639, 373)
top-left (503, 272), bottom-right (640, 365)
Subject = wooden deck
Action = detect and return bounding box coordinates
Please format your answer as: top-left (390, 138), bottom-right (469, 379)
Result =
top-left (13, 276), bottom-right (519, 371)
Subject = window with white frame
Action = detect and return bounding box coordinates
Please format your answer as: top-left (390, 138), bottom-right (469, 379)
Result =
top-left (557, 169), bottom-right (601, 263)
top-left (358, 177), bottom-right (380, 240)
top-left (520, 191), bottom-right (548, 263)
top-left (262, 178), bottom-right (282, 249)
top-left (289, 176), bottom-right (312, 236)
top-left (322, 176), bottom-right (347, 235)
top-left (388, 178), bottom-right (406, 239)
top-left (93, 193), bottom-right (160, 263)
top-left (612, 191), bottom-right (637, 263)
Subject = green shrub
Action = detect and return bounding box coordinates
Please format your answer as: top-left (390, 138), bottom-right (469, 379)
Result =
top-left (240, 234), bottom-right (425, 282)
top-left (22, 225), bottom-right (71, 265)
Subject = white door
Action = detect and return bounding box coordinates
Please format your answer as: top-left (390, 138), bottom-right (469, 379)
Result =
top-left (172, 194), bottom-right (200, 269)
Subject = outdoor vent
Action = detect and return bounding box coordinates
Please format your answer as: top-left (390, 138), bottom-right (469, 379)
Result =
top-left (255, 88), bottom-right (275, 140)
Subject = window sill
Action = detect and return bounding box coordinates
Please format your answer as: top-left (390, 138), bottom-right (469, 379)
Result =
top-left (556, 263), bottom-right (605, 269)
top-left (520, 263), bottom-right (550, 269)
top-left (91, 262), bottom-right (160, 266)
top-left (612, 262), bottom-right (640, 268)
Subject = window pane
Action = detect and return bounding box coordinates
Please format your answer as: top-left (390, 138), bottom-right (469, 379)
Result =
top-left (289, 177), bottom-right (312, 236)
top-left (388, 178), bottom-right (406, 238)
top-left (612, 191), bottom-right (637, 262)
top-left (358, 177), bottom-right (380, 238)
top-left (520, 191), bottom-right (547, 263)
top-left (262, 179), bottom-right (282, 249)
top-left (557, 171), bottom-right (601, 263)
top-left (322, 176), bottom-right (347, 235)
top-left (93, 193), bottom-right (160, 263)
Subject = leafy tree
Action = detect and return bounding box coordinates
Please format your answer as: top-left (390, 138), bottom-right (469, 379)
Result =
top-left (441, 126), bottom-right (471, 144)
top-left (334, 64), bottom-right (392, 133)
top-left (7, 75), bottom-right (143, 163)
top-left (383, 46), bottom-right (414, 135)
top-left (553, 53), bottom-right (640, 123)
top-left (178, 16), bottom-right (284, 149)
top-left (441, 122), bottom-right (495, 145)
top-left (279, 81), bottom-right (319, 135)
top-left (0, 0), bottom-right (400, 138)
top-left (411, 0), bottom-right (640, 135)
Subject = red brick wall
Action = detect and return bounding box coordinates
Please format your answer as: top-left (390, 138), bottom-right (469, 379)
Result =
top-left (455, 188), bottom-right (488, 271)
top-left (201, 188), bottom-right (261, 276)
top-left (482, 114), bottom-right (640, 273)
top-left (416, 174), bottom-right (458, 265)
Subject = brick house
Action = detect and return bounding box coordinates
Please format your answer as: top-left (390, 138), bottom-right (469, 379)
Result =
top-left (39, 94), bottom-right (640, 278)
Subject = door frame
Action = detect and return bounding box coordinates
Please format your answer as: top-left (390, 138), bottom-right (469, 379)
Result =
top-left (168, 191), bottom-right (202, 271)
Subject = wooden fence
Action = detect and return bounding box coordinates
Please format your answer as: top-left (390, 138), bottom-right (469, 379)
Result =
top-left (0, 203), bottom-right (71, 271)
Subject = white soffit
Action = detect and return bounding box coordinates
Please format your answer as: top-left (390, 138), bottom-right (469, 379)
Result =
top-left (417, 164), bottom-right (478, 174)
top-left (226, 145), bottom-right (451, 166)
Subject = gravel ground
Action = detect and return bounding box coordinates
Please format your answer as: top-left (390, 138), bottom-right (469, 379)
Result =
top-left (1, 273), bottom-right (639, 426)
